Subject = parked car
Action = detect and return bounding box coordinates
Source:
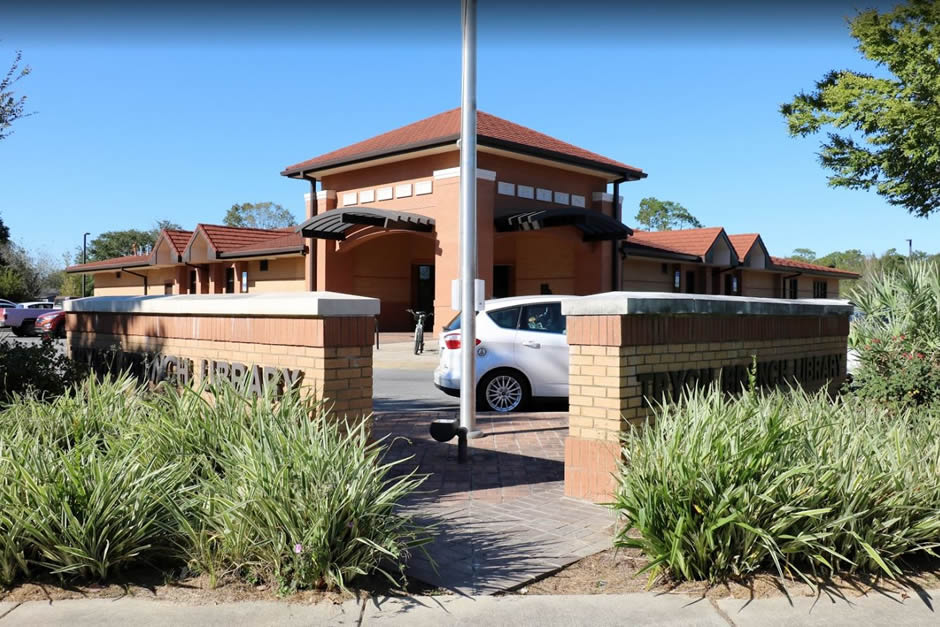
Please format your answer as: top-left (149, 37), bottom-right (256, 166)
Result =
top-left (0, 301), bottom-right (57, 336)
top-left (0, 299), bottom-right (17, 310)
top-left (433, 295), bottom-right (574, 412)
top-left (35, 309), bottom-right (66, 339)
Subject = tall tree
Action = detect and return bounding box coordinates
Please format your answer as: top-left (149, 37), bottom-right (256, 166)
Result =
top-left (224, 202), bottom-right (296, 230)
top-left (790, 248), bottom-right (817, 262)
top-left (634, 197), bottom-right (703, 231)
top-left (781, 1), bottom-right (940, 218)
top-left (0, 50), bottom-right (31, 141)
top-left (0, 214), bottom-right (9, 246)
top-left (87, 229), bottom-right (157, 261)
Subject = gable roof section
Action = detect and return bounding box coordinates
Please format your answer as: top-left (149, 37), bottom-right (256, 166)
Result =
top-left (728, 233), bottom-right (771, 269)
top-left (281, 109), bottom-right (646, 180)
top-left (183, 224), bottom-right (304, 262)
top-left (627, 227), bottom-right (740, 265)
top-left (163, 229), bottom-right (194, 255)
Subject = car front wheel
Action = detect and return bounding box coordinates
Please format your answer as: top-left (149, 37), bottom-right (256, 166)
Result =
top-left (478, 369), bottom-right (530, 413)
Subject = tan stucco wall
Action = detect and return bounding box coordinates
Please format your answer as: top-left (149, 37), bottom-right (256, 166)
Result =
top-left (92, 266), bottom-right (179, 296)
top-left (246, 257), bottom-right (305, 293)
top-left (622, 259), bottom-right (674, 292)
top-left (742, 269), bottom-right (777, 298)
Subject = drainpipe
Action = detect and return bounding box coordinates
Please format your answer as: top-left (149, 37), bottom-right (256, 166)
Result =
top-left (305, 174), bottom-right (318, 292)
top-left (610, 178), bottom-right (625, 291)
top-left (121, 268), bottom-right (149, 295)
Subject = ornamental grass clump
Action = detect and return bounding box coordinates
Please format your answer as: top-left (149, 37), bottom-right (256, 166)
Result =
top-left (614, 384), bottom-right (940, 584)
top-left (149, 381), bottom-right (428, 593)
top-left (0, 376), bottom-right (185, 584)
top-left (0, 375), bottom-right (427, 592)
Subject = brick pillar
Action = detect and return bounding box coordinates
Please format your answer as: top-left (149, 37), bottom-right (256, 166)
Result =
top-left (561, 293), bottom-right (853, 503)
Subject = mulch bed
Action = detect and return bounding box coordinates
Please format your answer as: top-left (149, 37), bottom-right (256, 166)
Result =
top-left (508, 546), bottom-right (940, 601)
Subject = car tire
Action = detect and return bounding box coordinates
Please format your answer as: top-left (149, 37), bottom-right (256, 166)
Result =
top-left (21, 321), bottom-right (36, 337)
top-left (11, 327), bottom-right (24, 337)
top-left (478, 369), bottom-right (531, 413)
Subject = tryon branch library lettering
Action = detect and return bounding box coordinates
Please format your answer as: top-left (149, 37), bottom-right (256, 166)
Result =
top-left (67, 109), bottom-right (859, 333)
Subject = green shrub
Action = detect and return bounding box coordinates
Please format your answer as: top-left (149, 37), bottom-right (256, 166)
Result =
top-left (849, 260), bottom-right (940, 406)
top-left (0, 376), bottom-right (427, 591)
top-left (850, 334), bottom-right (940, 406)
top-left (614, 384), bottom-right (940, 584)
top-left (0, 336), bottom-right (87, 403)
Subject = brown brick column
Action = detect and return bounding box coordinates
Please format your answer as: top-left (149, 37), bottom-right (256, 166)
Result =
top-left (561, 294), bottom-right (853, 503)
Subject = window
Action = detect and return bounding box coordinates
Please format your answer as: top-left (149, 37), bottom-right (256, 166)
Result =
top-left (241, 271), bottom-right (248, 293)
top-left (520, 303), bottom-right (566, 334)
top-left (788, 278), bottom-right (798, 299)
top-left (260, 260), bottom-right (269, 272)
top-left (813, 280), bottom-right (828, 299)
top-left (487, 306), bottom-right (521, 329)
top-left (685, 271), bottom-right (696, 294)
top-left (189, 270), bottom-right (197, 294)
top-left (673, 269), bottom-right (681, 290)
top-left (443, 313), bottom-right (461, 331)
top-left (224, 267), bottom-right (235, 294)
top-left (724, 273), bottom-right (741, 296)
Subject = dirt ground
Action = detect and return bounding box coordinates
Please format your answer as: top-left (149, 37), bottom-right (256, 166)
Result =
top-left (514, 546), bottom-right (940, 602)
top-left (0, 566), bottom-right (440, 606)
top-left (4, 550), bottom-right (940, 605)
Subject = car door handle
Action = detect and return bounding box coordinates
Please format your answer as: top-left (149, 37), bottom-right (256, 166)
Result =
top-left (522, 340), bottom-right (540, 349)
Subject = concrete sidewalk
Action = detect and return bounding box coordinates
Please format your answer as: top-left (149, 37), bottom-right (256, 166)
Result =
top-left (1, 589), bottom-right (937, 626)
top-left (373, 340), bottom-right (440, 371)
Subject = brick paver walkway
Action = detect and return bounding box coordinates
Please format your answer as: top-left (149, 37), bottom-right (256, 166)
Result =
top-left (374, 411), bottom-right (617, 595)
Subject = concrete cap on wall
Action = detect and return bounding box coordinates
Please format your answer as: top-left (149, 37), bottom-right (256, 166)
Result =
top-left (561, 292), bottom-right (855, 317)
top-left (64, 292), bottom-right (381, 317)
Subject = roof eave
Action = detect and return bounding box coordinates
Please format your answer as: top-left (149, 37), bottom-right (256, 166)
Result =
top-left (65, 261), bottom-right (151, 274)
top-left (216, 246), bottom-right (305, 259)
top-left (280, 136), bottom-right (460, 178)
top-left (478, 136), bottom-right (647, 181)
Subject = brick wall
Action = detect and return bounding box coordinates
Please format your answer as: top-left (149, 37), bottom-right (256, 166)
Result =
top-left (563, 311), bottom-right (850, 503)
top-left (66, 310), bottom-right (375, 421)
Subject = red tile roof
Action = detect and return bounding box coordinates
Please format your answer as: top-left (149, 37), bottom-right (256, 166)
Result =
top-left (193, 224), bottom-right (301, 255)
top-left (282, 109), bottom-right (645, 178)
top-left (628, 227), bottom-right (725, 257)
top-left (163, 229), bottom-right (194, 255)
top-left (66, 254), bottom-right (151, 273)
top-left (219, 230), bottom-right (304, 257)
top-left (727, 233), bottom-right (761, 259)
top-left (770, 256), bottom-right (861, 278)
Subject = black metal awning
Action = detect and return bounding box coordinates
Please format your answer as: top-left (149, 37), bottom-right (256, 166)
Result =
top-left (296, 207), bottom-right (435, 240)
top-left (494, 207), bottom-right (633, 242)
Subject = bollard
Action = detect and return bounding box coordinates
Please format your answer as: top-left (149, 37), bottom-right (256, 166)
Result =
top-left (457, 427), bottom-right (468, 464)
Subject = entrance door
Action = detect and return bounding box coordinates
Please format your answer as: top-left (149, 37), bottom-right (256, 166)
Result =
top-left (411, 264), bottom-right (435, 330)
top-left (493, 265), bottom-right (513, 299)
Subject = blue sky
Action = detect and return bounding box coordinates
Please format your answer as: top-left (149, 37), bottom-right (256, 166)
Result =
top-left (1, 1), bottom-right (937, 263)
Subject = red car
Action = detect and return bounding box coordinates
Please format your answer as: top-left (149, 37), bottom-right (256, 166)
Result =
top-left (34, 310), bottom-right (65, 339)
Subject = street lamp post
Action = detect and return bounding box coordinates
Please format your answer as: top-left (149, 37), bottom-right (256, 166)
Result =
top-left (459, 0), bottom-right (479, 438)
top-left (82, 232), bottom-right (90, 298)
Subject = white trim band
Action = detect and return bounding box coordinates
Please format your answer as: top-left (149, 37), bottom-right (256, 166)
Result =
top-left (432, 167), bottom-right (497, 181)
top-left (65, 292), bottom-right (381, 317)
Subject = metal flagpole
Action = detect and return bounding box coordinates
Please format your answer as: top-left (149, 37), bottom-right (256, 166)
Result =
top-left (459, 0), bottom-right (480, 438)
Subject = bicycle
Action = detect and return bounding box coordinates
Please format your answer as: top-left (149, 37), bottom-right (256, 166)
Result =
top-left (406, 309), bottom-right (430, 355)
